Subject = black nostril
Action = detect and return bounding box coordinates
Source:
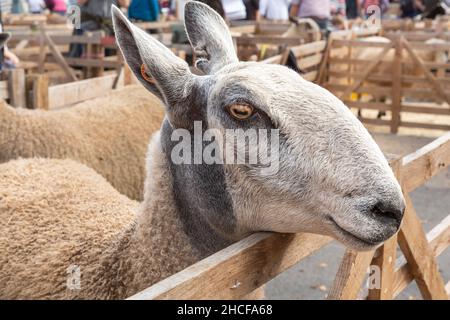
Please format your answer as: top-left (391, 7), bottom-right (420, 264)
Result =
top-left (370, 201), bottom-right (404, 227)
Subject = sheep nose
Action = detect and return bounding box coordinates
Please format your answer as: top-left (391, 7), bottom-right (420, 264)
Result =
top-left (369, 200), bottom-right (405, 229)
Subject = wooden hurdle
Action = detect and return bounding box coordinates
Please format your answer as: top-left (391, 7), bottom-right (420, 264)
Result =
top-left (261, 40), bottom-right (327, 83)
top-left (320, 32), bottom-right (450, 133)
top-left (25, 67), bottom-right (131, 110)
top-left (128, 133), bottom-right (450, 300)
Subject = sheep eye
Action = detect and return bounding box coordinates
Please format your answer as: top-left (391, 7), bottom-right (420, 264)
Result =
top-left (226, 104), bottom-right (254, 120)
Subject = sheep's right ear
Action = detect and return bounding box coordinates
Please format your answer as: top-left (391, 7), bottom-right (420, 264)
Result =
top-left (112, 6), bottom-right (192, 105)
top-left (0, 33), bottom-right (10, 49)
top-left (184, 1), bottom-right (238, 74)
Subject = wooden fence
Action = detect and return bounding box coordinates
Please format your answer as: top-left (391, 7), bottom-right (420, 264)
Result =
top-left (320, 33), bottom-right (450, 133)
top-left (261, 40), bottom-right (327, 82)
top-left (25, 67), bottom-right (132, 110)
top-left (0, 69), bottom-right (27, 108)
top-left (128, 132), bottom-right (450, 300)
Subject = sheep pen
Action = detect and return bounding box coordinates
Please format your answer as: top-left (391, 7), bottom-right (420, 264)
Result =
top-left (0, 85), bottom-right (165, 201)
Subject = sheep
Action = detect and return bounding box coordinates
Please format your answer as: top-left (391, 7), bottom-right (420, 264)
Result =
top-left (0, 2), bottom-right (405, 299)
top-left (0, 85), bottom-right (165, 201)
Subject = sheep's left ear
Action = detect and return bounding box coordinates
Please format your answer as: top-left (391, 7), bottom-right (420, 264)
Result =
top-left (184, 1), bottom-right (238, 74)
top-left (112, 5), bottom-right (193, 107)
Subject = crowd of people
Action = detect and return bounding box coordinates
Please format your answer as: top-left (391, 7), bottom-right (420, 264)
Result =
top-left (0, 0), bottom-right (448, 59)
top-left (1, 1), bottom-right (449, 23)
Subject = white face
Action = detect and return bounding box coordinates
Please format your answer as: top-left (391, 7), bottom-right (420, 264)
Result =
top-left (113, 1), bottom-right (405, 251)
top-left (205, 63), bottom-right (405, 250)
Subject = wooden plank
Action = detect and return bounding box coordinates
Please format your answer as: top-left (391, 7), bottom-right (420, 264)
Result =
top-left (235, 35), bottom-right (303, 46)
top-left (397, 194), bottom-right (448, 299)
top-left (6, 69), bottom-right (26, 108)
top-left (393, 214), bottom-right (450, 297)
top-left (391, 37), bottom-right (402, 133)
top-left (302, 71), bottom-right (318, 82)
top-left (317, 36), bottom-right (333, 85)
top-left (54, 58), bottom-right (120, 69)
top-left (367, 236), bottom-right (397, 299)
top-left (327, 84), bottom-right (393, 97)
top-left (400, 121), bottom-right (450, 131)
top-left (298, 53), bottom-right (323, 70)
top-left (48, 74), bottom-right (118, 109)
top-left (260, 54), bottom-right (283, 64)
top-left (327, 250), bottom-right (375, 300)
top-left (409, 41), bottom-right (450, 51)
top-left (128, 232), bottom-right (332, 300)
top-left (346, 101), bottom-right (391, 111)
top-left (401, 104), bottom-right (450, 115)
top-left (10, 33), bottom-right (103, 45)
top-left (28, 74), bottom-right (49, 110)
top-left (327, 70), bottom-right (392, 82)
top-left (333, 39), bottom-right (392, 48)
top-left (339, 43), bottom-right (393, 100)
top-left (0, 81), bottom-right (9, 99)
top-left (290, 41), bottom-right (327, 57)
top-left (359, 116), bottom-right (392, 127)
top-left (402, 131), bottom-right (450, 192)
top-left (367, 158), bottom-right (401, 300)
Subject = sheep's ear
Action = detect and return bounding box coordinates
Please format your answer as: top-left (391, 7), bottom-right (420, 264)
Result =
top-left (0, 33), bottom-right (10, 49)
top-left (184, 1), bottom-right (238, 74)
top-left (112, 6), bottom-right (193, 105)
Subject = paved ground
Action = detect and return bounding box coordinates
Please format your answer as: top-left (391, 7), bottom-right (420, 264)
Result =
top-left (266, 131), bottom-right (450, 300)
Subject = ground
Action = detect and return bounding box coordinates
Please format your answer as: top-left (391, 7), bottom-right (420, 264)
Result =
top-left (266, 129), bottom-right (450, 300)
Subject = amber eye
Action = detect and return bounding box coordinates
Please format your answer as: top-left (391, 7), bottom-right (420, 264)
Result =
top-left (140, 64), bottom-right (156, 84)
top-left (226, 104), bottom-right (254, 120)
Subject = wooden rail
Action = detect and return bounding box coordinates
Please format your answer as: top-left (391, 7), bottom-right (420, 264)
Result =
top-left (322, 34), bottom-right (450, 133)
top-left (26, 72), bottom-right (126, 110)
top-left (261, 40), bottom-right (327, 82)
top-left (129, 133), bottom-right (450, 300)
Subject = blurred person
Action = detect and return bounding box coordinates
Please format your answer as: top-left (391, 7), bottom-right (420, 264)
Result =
top-left (330, 0), bottom-right (348, 30)
top-left (243, 0), bottom-right (259, 20)
top-left (198, 0), bottom-right (225, 17)
top-left (69, 0), bottom-right (130, 58)
top-left (260, 0), bottom-right (290, 21)
top-left (346, 0), bottom-right (361, 18)
top-left (128, 0), bottom-right (160, 21)
top-left (421, 0), bottom-right (449, 18)
top-left (28, 0), bottom-right (45, 13)
top-left (290, 0), bottom-right (331, 31)
top-left (44, 0), bottom-right (67, 15)
top-left (222, 0), bottom-right (247, 20)
top-left (400, 0), bottom-right (423, 18)
top-left (360, 0), bottom-right (389, 18)
top-left (12, 0), bottom-right (28, 13)
top-left (0, 8), bottom-right (19, 69)
top-left (331, 0), bottom-right (346, 16)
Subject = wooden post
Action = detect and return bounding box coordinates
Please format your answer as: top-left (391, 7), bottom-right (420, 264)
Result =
top-left (397, 194), bottom-right (448, 300)
top-left (38, 26), bottom-right (47, 74)
top-left (367, 158), bottom-right (402, 299)
top-left (6, 69), bottom-right (26, 108)
top-left (26, 74), bottom-right (49, 110)
top-left (390, 36), bottom-right (403, 134)
top-left (317, 36), bottom-right (333, 85)
top-left (327, 250), bottom-right (375, 300)
top-left (91, 32), bottom-right (105, 78)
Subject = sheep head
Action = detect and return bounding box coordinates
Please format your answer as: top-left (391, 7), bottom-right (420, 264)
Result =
top-left (112, 2), bottom-right (405, 251)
